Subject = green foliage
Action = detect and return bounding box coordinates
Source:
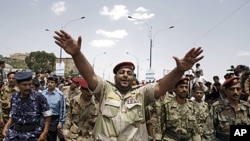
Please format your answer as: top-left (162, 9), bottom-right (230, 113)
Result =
top-left (25, 51), bottom-right (56, 72)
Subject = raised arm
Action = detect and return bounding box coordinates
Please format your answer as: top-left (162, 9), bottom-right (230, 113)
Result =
top-left (154, 47), bottom-right (204, 99)
top-left (53, 30), bottom-right (98, 91)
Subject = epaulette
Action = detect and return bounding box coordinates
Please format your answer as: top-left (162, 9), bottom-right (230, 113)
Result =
top-left (106, 80), bottom-right (115, 86)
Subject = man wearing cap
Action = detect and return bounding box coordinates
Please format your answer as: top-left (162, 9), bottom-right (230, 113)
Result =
top-left (41, 75), bottom-right (66, 141)
top-left (2, 71), bottom-right (52, 141)
top-left (53, 30), bottom-right (203, 140)
top-left (63, 78), bottom-right (99, 140)
top-left (159, 77), bottom-right (201, 141)
top-left (210, 77), bottom-right (250, 141)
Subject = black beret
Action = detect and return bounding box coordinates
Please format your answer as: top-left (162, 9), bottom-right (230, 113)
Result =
top-left (15, 71), bottom-right (33, 82)
top-left (48, 75), bottom-right (58, 83)
top-left (222, 77), bottom-right (239, 89)
top-left (175, 77), bottom-right (189, 87)
top-left (113, 62), bottom-right (135, 74)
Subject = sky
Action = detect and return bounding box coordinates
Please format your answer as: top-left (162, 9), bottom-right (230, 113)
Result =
top-left (1, 0), bottom-right (250, 82)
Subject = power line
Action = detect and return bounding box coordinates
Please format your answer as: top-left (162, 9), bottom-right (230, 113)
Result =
top-left (187, 0), bottom-right (250, 47)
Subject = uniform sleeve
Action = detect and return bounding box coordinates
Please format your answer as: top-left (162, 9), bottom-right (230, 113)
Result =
top-left (59, 93), bottom-right (66, 126)
top-left (39, 94), bottom-right (52, 117)
top-left (151, 99), bottom-right (164, 140)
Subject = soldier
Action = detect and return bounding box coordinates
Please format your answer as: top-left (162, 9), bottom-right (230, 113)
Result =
top-left (147, 91), bottom-right (173, 141)
top-left (0, 72), bottom-right (19, 140)
top-left (53, 30), bottom-right (203, 140)
top-left (162, 77), bottom-right (201, 141)
top-left (61, 77), bottom-right (82, 109)
top-left (210, 76), bottom-right (250, 140)
top-left (42, 75), bottom-right (66, 141)
top-left (0, 79), bottom-right (4, 126)
top-left (63, 78), bottom-right (99, 141)
top-left (192, 86), bottom-right (213, 140)
top-left (2, 71), bottom-right (52, 141)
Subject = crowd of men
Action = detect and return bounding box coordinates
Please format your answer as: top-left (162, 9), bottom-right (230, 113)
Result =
top-left (0, 29), bottom-right (249, 141)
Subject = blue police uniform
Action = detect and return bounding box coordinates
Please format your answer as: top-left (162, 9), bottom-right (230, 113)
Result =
top-left (3, 71), bottom-right (52, 141)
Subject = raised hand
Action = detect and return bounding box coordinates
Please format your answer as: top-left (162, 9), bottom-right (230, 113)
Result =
top-left (53, 30), bottom-right (82, 56)
top-left (173, 47), bottom-right (204, 72)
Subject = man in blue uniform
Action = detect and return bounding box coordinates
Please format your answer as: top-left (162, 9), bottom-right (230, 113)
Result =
top-left (42, 75), bottom-right (66, 141)
top-left (2, 71), bottom-right (52, 141)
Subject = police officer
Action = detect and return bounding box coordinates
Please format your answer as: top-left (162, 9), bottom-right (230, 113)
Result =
top-left (53, 30), bottom-right (203, 140)
top-left (161, 77), bottom-right (201, 141)
top-left (2, 71), bottom-right (52, 141)
top-left (63, 78), bottom-right (99, 141)
top-left (42, 75), bottom-right (66, 141)
top-left (210, 76), bottom-right (250, 141)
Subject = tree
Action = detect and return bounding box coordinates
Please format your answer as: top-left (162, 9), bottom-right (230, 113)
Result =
top-left (25, 51), bottom-right (56, 72)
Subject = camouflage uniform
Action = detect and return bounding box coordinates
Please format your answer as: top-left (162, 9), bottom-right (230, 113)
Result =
top-left (210, 99), bottom-right (250, 141)
top-left (61, 85), bottom-right (81, 108)
top-left (162, 96), bottom-right (200, 141)
top-left (193, 100), bottom-right (213, 141)
top-left (3, 90), bottom-right (51, 141)
top-left (64, 94), bottom-right (99, 141)
top-left (147, 93), bottom-right (173, 141)
top-left (92, 79), bottom-right (155, 141)
top-left (0, 86), bottom-right (19, 140)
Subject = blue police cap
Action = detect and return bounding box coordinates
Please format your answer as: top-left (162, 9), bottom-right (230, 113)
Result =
top-left (15, 71), bottom-right (33, 82)
top-left (48, 75), bottom-right (58, 83)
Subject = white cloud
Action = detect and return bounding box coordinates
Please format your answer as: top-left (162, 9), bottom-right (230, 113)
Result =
top-left (90, 40), bottom-right (117, 48)
top-left (236, 50), bottom-right (250, 56)
top-left (51, 1), bottom-right (66, 16)
top-left (100, 5), bottom-right (129, 20)
top-left (128, 7), bottom-right (155, 24)
top-left (96, 29), bottom-right (128, 38)
top-left (136, 7), bottom-right (148, 12)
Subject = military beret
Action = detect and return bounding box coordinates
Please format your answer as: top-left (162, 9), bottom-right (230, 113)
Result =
top-left (71, 77), bottom-right (80, 83)
top-left (175, 77), bottom-right (189, 87)
top-left (222, 76), bottom-right (239, 89)
top-left (15, 71), bottom-right (33, 82)
top-left (113, 62), bottom-right (135, 74)
top-left (79, 78), bottom-right (88, 89)
top-left (48, 75), bottom-right (58, 83)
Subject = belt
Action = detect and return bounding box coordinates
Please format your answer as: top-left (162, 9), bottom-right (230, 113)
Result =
top-left (14, 124), bottom-right (37, 132)
top-left (165, 130), bottom-right (191, 141)
top-left (51, 115), bottom-right (60, 120)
